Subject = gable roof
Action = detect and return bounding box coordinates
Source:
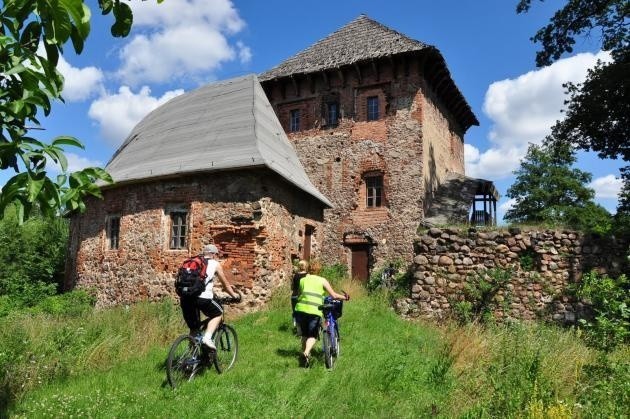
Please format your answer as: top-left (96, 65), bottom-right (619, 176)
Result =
top-left (259, 14), bottom-right (478, 131)
top-left (104, 74), bottom-right (332, 207)
top-left (259, 14), bottom-right (429, 80)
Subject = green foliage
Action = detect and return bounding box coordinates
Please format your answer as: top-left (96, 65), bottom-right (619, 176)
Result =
top-left (0, 0), bottom-right (151, 221)
top-left (0, 207), bottom-right (69, 312)
top-left (519, 248), bottom-right (536, 271)
top-left (319, 263), bottom-right (348, 286)
top-left (575, 271), bottom-right (629, 351)
top-left (367, 259), bottom-right (412, 294)
top-left (454, 267), bottom-right (513, 324)
top-left (505, 142), bottom-right (612, 232)
top-left (2, 293), bottom-right (627, 417)
top-left (517, 0), bottom-right (630, 215)
top-left (575, 355), bottom-right (630, 417)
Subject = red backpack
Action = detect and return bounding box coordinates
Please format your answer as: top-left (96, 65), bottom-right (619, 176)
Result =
top-left (174, 255), bottom-right (208, 298)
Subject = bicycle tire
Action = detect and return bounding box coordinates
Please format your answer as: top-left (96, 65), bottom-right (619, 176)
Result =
top-left (213, 324), bottom-right (238, 373)
top-left (322, 329), bottom-right (334, 369)
top-left (333, 323), bottom-right (340, 357)
top-left (167, 334), bottom-right (202, 388)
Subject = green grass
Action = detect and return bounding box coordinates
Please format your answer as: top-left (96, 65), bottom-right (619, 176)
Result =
top-left (3, 282), bottom-right (629, 418)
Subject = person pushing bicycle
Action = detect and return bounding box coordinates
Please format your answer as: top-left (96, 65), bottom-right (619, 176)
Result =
top-left (180, 244), bottom-right (240, 351)
top-left (293, 260), bottom-right (348, 367)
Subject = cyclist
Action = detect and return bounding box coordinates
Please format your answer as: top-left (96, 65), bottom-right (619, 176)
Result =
top-left (180, 244), bottom-right (240, 351)
top-left (290, 260), bottom-right (308, 325)
top-left (294, 260), bottom-right (348, 367)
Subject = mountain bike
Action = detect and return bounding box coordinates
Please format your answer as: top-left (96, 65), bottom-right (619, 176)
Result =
top-left (319, 294), bottom-right (347, 369)
top-left (166, 296), bottom-right (240, 388)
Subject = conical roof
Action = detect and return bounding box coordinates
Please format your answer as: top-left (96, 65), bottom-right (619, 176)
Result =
top-left (260, 14), bottom-right (430, 81)
top-left (104, 74), bottom-right (332, 207)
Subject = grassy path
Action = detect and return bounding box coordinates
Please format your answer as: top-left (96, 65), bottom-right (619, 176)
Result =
top-left (12, 293), bottom-right (448, 418)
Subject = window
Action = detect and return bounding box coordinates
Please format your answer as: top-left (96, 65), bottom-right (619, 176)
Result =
top-left (366, 175), bottom-right (383, 207)
top-left (290, 109), bottom-right (300, 132)
top-left (169, 211), bottom-right (188, 249)
top-left (367, 96), bottom-right (379, 121)
top-left (106, 215), bottom-right (120, 250)
top-left (327, 102), bottom-right (339, 127)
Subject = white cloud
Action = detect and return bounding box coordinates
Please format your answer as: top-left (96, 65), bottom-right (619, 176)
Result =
top-left (499, 198), bottom-right (516, 213)
top-left (47, 152), bottom-right (104, 174)
top-left (590, 175), bottom-right (622, 199)
top-left (237, 41), bottom-right (252, 64)
top-left (465, 143), bottom-right (525, 179)
top-left (116, 0), bottom-right (249, 85)
top-left (88, 86), bottom-right (184, 146)
top-left (468, 51), bottom-right (612, 180)
top-left (57, 57), bottom-right (104, 102)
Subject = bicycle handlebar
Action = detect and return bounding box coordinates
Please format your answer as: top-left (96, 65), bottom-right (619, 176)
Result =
top-left (215, 295), bottom-right (241, 305)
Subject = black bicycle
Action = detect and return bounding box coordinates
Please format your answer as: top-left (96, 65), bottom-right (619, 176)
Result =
top-left (166, 297), bottom-right (239, 388)
top-left (319, 295), bottom-right (347, 369)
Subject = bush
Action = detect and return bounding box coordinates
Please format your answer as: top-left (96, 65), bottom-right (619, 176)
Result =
top-left (319, 263), bottom-right (348, 286)
top-left (453, 267), bottom-right (513, 324)
top-left (30, 290), bottom-right (96, 316)
top-left (575, 271), bottom-right (629, 351)
top-left (367, 259), bottom-right (411, 294)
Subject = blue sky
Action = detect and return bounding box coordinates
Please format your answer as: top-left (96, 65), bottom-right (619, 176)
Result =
top-left (6, 0), bottom-right (624, 220)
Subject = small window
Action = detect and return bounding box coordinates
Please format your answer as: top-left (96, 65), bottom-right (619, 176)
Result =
top-left (106, 216), bottom-right (120, 250)
top-left (169, 211), bottom-right (188, 249)
top-left (290, 109), bottom-right (301, 132)
top-left (327, 102), bottom-right (339, 127)
top-left (367, 96), bottom-right (379, 121)
top-left (366, 175), bottom-right (383, 207)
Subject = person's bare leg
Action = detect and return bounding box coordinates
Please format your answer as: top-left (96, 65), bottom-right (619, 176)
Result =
top-left (203, 316), bottom-right (222, 349)
top-left (304, 337), bottom-right (317, 357)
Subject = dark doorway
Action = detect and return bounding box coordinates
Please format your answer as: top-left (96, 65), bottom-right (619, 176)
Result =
top-left (303, 225), bottom-right (314, 260)
top-left (350, 245), bottom-right (370, 282)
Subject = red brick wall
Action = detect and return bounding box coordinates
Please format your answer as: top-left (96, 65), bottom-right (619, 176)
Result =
top-left (262, 55), bottom-right (466, 272)
top-left (66, 170), bottom-right (325, 308)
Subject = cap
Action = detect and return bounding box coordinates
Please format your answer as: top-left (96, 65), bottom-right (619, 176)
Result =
top-left (203, 244), bottom-right (219, 254)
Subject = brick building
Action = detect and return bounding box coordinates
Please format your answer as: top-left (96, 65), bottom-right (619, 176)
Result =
top-left (65, 75), bottom-right (332, 307)
top-left (259, 15), bottom-right (496, 280)
top-left (67, 15), bottom-right (498, 306)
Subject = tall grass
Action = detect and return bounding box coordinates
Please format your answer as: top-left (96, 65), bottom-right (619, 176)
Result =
top-left (3, 279), bottom-right (628, 418)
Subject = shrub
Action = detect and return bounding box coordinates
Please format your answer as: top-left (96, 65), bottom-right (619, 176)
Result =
top-left (453, 267), bottom-right (513, 324)
top-left (574, 271), bottom-right (629, 351)
top-left (367, 259), bottom-right (411, 294)
top-left (30, 290), bottom-right (96, 316)
top-left (319, 263), bottom-right (348, 286)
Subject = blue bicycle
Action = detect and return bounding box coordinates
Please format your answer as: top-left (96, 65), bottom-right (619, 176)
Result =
top-left (319, 295), bottom-right (346, 369)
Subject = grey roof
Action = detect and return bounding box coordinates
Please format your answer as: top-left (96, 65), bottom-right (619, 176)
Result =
top-left (260, 14), bottom-right (430, 81)
top-left (104, 74), bottom-right (332, 207)
top-left (259, 14), bottom-right (478, 131)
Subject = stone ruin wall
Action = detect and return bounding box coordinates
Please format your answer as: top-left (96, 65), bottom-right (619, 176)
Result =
top-left (396, 227), bottom-right (629, 322)
top-left (65, 171), bottom-right (325, 310)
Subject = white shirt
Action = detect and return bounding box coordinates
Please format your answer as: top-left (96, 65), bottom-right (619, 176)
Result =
top-left (198, 259), bottom-right (219, 299)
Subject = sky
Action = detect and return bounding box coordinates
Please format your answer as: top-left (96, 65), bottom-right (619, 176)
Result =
top-left (4, 0), bottom-right (624, 221)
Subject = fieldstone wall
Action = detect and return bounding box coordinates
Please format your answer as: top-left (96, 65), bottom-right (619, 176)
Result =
top-left (65, 169), bottom-right (325, 310)
top-left (396, 227), bottom-right (629, 322)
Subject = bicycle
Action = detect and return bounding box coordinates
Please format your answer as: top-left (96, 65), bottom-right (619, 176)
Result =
top-left (319, 294), bottom-right (347, 369)
top-left (166, 296), bottom-right (240, 388)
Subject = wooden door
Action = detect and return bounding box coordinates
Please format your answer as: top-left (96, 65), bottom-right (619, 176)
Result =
top-left (350, 246), bottom-right (369, 282)
top-left (303, 225), bottom-right (313, 260)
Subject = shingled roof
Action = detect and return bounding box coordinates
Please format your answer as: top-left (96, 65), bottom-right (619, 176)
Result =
top-left (259, 14), bottom-right (478, 130)
top-left (259, 14), bottom-right (429, 80)
top-left (104, 74), bottom-right (332, 207)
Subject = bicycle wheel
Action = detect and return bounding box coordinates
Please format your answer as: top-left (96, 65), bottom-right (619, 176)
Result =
top-left (322, 329), bottom-right (334, 369)
top-left (333, 323), bottom-right (340, 357)
top-left (167, 335), bottom-right (201, 388)
top-left (213, 324), bottom-right (238, 373)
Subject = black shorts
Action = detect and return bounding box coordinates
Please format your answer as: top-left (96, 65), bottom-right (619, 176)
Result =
top-left (181, 297), bottom-right (223, 331)
top-left (294, 311), bottom-right (321, 338)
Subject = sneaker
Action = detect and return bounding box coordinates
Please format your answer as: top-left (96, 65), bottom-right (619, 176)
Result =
top-left (202, 335), bottom-right (216, 351)
top-left (301, 353), bottom-right (311, 368)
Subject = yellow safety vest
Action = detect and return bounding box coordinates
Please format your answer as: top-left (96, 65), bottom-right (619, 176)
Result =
top-left (294, 274), bottom-right (326, 317)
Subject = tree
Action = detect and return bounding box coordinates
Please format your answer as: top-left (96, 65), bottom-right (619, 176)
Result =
top-left (505, 142), bottom-right (612, 231)
top-left (0, 0), bottom-right (160, 222)
top-left (517, 0), bottom-right (630, 215)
